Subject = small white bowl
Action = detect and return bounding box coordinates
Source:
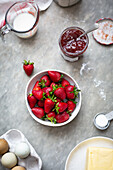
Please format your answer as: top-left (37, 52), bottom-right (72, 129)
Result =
top-left (25, 69), bottom-right (82, 127)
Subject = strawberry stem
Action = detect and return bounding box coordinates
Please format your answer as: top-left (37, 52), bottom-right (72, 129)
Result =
top-left (48, 95), bottom-right (57, 102)
top-left (41, 115), bottom-right (47, 120)
top-left (70, 87), bottom-right (81, 97)
top-left (41, 92), bottom-right (46, 100)
top-left (39, 79), bottom-right (47, 88)
top-left (46, 115), bottom-right (56, 124)
top-left (67, 110), bottom-right (71, 116)
top-left (53, 102), bottom-right (59, 114)
top-left (69, 99), bottom-right (77, 104)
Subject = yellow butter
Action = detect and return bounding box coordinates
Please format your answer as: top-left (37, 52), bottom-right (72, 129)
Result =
top-left (86, 147), bottom-right (113, 170)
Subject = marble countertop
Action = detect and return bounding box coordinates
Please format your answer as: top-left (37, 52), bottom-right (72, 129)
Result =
top-left (0, 0), bottom-right (113, 169)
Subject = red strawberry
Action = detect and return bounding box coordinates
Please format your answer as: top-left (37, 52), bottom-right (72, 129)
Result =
top-left (50, 82), bottom-right (56, 88)
top-left (32, 89), bottom-right (45, 100)
top-left (55, 98), bottom-right (61, 104)
top-left (67, 101), bottom-right (76, 113)
top-left (32, 81), bottom-right (41, 92)
top-left (47, 112), bottom-right (56, 123)
top-left (0, 19), bottom-right (6, 29)
top-left (32, 107), bottom-right (44, 118)
top-left (65, 85), bottom-right (80, 99)
top-left (42, 87), bottom-right (53, 97)
top-left (61, 78), bottom-right (70, 88)
top-left (47, 111), bottom-right (56, 118)
top-left (55, 102), bottom-right (67, 113)
top-left (27, 94), bottom-right (37, 109)
top-left (48, 71), bottom-right (62, 82)
top-left (54, 87), bottom-right (66, 100)
top-left (37, 100), bottom-right (44, 107)
top-left (40, 75), bottom-right (51, 87)
top-left (44, 98), bottom-right (54, 113)
top-left (56, 111), bottom-right (69, 123)
top-left (23, 60), bottom-right (34, 76)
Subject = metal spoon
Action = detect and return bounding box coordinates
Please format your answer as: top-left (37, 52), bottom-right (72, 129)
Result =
top-left (77, 23), bottom-right (99, 40)
top-left (93, 111), bottom-right (113, 130)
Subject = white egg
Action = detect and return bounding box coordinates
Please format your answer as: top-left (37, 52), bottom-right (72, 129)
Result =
top-left (15, 142), bottom-right (30, 158)
top-left (1, 152), bottom-right (17, 168)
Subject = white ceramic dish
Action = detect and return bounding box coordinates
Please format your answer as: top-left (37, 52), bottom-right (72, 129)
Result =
top-left (0, 129), bottom-right (42, 170)
top-left (65, 136), bottom-right (113, 170)
top-left (25, 69), bottom-right (81, 127)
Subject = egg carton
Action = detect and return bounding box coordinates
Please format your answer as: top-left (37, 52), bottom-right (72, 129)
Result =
top-left (0, 129), bottom-right (42, 170)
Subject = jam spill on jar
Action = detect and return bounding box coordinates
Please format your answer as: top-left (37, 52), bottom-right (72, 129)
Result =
top-left (61, 29), bottom-right (87, 54)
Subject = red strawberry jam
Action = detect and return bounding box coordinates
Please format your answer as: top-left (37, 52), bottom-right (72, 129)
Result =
top-left (59, 27), bottom-right (89, 62)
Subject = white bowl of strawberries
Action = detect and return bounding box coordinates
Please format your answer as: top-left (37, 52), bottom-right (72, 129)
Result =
top-left (25, 70), bottom-right (81, 127)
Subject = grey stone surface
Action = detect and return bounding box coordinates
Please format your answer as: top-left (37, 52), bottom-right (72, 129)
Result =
top-left (0, 0), bottom-right (113, 170)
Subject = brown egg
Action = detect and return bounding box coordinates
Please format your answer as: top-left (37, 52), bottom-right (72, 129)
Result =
top-left (12, 166), bottom-right (26, 170)
top-left (0, 138), bottom-right (9, 155)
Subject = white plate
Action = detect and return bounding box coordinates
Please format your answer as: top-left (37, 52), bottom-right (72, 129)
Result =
top-left (65, 136), bottom-right (113, 170)
top-left (0, 129), bottom-right (42, 170)
top-left (25, 69), bottom-right (81, 127)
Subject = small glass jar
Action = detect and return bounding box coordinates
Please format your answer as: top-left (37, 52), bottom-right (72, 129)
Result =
top-left (59, 27), bottom-right (89, 62)
top-left (54, 0), bottom-right (80, 7)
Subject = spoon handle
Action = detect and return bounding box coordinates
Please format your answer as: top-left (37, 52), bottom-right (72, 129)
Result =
top-left (105, 111), bottom-right (113, 121)
top-left (79, 23), bottom-right (99, 38)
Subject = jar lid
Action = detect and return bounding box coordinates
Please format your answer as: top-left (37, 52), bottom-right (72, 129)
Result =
top-left (93, 18), bottom-right (113, 45)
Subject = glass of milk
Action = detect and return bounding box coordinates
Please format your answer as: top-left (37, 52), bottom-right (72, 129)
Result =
top-left (0, 1), bottom-right (39, 39)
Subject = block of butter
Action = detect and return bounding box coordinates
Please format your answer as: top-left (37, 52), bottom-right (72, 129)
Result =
top-left (86, 147), bottom-right (113, 170)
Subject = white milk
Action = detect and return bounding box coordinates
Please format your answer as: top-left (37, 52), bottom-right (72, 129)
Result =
top-left (13, 13), bottom-right (35, 32)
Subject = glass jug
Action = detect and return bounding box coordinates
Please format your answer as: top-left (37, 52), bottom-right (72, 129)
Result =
top-left (0, 1), bottom-right (39, 39)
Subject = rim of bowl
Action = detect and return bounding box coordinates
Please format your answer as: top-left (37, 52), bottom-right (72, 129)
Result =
top-left (25, 69), bottom-right (82, 127)
top-left (59, 26), bottom-right (89, 57)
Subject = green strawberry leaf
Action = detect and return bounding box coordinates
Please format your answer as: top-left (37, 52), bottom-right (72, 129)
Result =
top-left (23, 60), bottom-right (34, 65)
top-left (46, 115), bottom-right (56, 123)
top-left (52, 85), bottom-right (58, 92)
top-left (39, 79), bottom-right (47, 88)
top-left (58, 74), bottom-right (64, 83)
top-left (61, 74), bottom-right (64, 79)
top-left (58, 84), bottom-right (62, 87)
top-left (41, 92), bottom-right (46, 101)
top-left (29, 93), bottom-right (33, 97)
top-left (48, 94), bottom-right (57, 102)
top-left (53, 118), bottom-right (57, 124)
top-left (49, 91), bottom-right (53, 95)
top-left (53, 102), bottom-right (59, 114)
top-left (70, 87), bottom-right (81, 97)
top-left (29, 62), bottom-right (34, 65)
top-left (67, 110), bottom-right (71, 116)
top-left (69, 99), bottom-right (77, 104)
top-left (41, 115), bottom-right (47, 120)
top-left (23, 60), bottom-right (28, 65)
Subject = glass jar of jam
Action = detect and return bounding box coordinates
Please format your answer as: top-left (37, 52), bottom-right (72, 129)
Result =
top-left (59, 27), bottom-right (89, 62)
